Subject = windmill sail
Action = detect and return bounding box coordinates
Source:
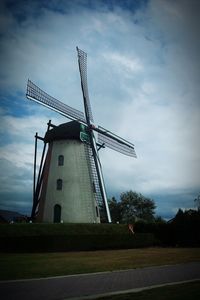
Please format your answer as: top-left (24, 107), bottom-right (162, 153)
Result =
top-left (97, 126), bottom-right (137, 158)
top-left (84, 144), bottom-right (107, 222)
top-left (76, 47), bottom-right (94, 123)
top-left (26, 80), bottom-right (86, 123)
top-left (77, 47), bottom-right (111, 223)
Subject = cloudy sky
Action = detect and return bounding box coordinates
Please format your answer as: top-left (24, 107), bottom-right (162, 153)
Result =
top-left (0, 0), bottom-right (199, 220)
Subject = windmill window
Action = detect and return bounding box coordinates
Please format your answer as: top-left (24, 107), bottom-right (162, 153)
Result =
top-left (93, 182), bottom-right (96, 193)
top-left (58, 155), bottom-right (64, 166)
top-left (56, 179), bottom-right (63, 190)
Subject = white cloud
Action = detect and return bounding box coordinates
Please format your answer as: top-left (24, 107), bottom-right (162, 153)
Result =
top-left (0, 158), bottom-right (32, 193)
top-left (0, 0), bottom-right (199, 217)
top-left (0, 143), bottom-right (33, 169)
top-left (104, 52), bottom-right (143, 74)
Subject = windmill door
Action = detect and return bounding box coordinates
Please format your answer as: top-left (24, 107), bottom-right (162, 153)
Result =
top-left (54, 204), bottom-right (61, 223)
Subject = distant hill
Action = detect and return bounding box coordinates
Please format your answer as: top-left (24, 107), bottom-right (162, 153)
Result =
top-left (0, 209), bottom-right (27, 223)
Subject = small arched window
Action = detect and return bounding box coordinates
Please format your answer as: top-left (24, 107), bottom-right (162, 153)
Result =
top-left (58, 155), bottom-right (64, 166)
top-left (56, 179), bottom-right (63, 190)
top-left (92, 182), bottom-right (96, 193)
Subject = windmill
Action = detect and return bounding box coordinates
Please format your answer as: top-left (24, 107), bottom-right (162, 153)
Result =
top-left (26, 47), bottom-right (137, 223)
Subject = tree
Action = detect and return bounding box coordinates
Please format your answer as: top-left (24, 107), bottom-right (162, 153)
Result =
top-left (108, 197), bottom-right (122, 223)
top-left (194, 193), bottom-right (200, 211)
top-left (154, 216), bottom-right (166, 223)
top-left (173, 208), bottom-right (184, 223)
top-left (170, 208), bottom-right (200, 246)
top-left (120, 191), bottom-right (156, 223)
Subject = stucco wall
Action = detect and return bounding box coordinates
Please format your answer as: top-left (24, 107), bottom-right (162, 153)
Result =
top-left (43, 139), bottom-right (100, 223)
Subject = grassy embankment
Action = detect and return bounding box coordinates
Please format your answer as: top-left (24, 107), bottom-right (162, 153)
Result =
top-left (0, 247), bottom-right (200, 280)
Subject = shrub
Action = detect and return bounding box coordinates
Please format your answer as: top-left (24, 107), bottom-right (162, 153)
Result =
top-left (0, 223), bottom-right (156, 252)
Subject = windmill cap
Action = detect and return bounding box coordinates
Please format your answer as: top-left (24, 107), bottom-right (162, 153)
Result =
top-left (44, 121), bottom-right (84, 142)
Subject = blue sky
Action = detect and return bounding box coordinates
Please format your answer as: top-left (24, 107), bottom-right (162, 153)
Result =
top-left (0, 0), bottom-right (199, 220)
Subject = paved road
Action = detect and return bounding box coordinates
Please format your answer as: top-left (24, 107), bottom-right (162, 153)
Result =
top-left (0, 262), bottom-right (200, 300)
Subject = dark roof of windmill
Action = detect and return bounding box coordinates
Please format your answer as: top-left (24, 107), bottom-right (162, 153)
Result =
top-left (44, 121), bottom-right (81, 142)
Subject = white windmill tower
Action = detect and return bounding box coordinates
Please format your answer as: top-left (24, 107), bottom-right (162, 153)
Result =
top-left (26, 47), bottom-right (137, 223)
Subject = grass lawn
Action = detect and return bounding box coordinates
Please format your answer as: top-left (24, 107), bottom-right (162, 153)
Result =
top-left (97, 281), bottom-right (200, 300)
top-left (0, 248), bottom-right (200, 280)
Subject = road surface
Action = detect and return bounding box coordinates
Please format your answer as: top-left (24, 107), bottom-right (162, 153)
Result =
top-left (0, 262), bottom-right (200, 300)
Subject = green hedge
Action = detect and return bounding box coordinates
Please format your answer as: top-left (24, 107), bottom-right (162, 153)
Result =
top-left (134, 221), bottom-right (200, 247)
top-left (0, 223), bottom-right (156, 252)
top-left (0, 233), bottom-right (155, 252)
top-left (0, 223), bottom-right (130, 237)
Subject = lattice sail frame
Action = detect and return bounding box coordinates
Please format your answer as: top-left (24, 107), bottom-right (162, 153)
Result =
top-left (84, 144), bottom-right (107, 221)
top-left (27, 80), bottom-right (86, 122)
top-left (97, 127), bottom-right (137, 158)
top-left (76, 47), bottom-right (112, 222)
top-left (76, 47), bottom-right (94, 123)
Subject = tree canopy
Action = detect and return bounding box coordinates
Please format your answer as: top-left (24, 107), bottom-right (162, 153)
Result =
top-left (108, 190), bottom-right (156, 223)
top-left (194, 193), bottom-right (200, 210)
